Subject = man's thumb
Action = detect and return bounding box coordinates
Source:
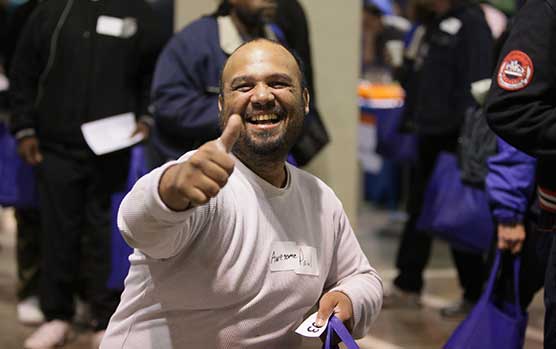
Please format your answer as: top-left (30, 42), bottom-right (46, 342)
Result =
top-left (316, 295), bottom-right (335, 327)
top-left (219, 114), bottom-right (242, 152)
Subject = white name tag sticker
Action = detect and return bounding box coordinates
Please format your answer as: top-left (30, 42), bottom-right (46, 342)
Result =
top-left (269, 242), bottom-right (319, 276)
top-left (296, 246), bottom-right (319, 276)
top-left (269, 241), bottom-right (298, 272)
top-left (97, 16), bottom-right (124, 37)
top-left (295, 312), bottom-right (328, 338)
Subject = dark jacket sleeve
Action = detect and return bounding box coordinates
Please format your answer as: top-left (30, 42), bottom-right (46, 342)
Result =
top-left (485, 0), bottom-right (556, 158)
top-left (150, 28), bottom-right (220, 140)
top-left (134, 1), bottom-right (165, 120)
top-left (8, 4), bottom-right (45, 136)
top-left (486, 137), bottom-right (537, 223)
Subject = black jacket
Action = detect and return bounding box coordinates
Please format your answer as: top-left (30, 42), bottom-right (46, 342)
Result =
top-left (485, 0), bottom-right (556, 226)
top-left (401, 3), bottom-right (493, 135)
top-left (9, 0), bottom-right (163, 148)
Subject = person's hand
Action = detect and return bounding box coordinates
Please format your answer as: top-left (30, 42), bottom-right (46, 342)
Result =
top-left (316, 291), bottom-right (353, 327)
top-left (497, 223), bottom-right (526, 254)
top-left (131, 121), bottom-right (151, 140)
top-left (159, 114), bottom-right (243, 211)
top-left (17, 136), bottom-right (43, 165)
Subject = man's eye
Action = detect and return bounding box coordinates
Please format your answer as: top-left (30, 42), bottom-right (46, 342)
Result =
top-left (269, 82), bottom-right (288, 88)
top-left (235, 84), bottom-right (252, 92)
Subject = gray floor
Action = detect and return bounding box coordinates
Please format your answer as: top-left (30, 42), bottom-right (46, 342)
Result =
top-left (0, 204), bottom-right (545, 348)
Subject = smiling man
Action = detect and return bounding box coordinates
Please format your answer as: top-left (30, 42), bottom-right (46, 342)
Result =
top-left (101, 39), bottom-right (383, 349)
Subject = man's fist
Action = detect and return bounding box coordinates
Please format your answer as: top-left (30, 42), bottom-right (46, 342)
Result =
top-left (159, 114), bottom-right (243, 211)
top-left (316, 291), bottom-right (354, 327)
top-left (17, 136), bottom-right (43, 165)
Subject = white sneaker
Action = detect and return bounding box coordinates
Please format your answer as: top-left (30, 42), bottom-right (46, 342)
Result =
top-left (91, 330), bottom-right (105, 349)
top-left (17, 296), bottom-right (45, 325)
top-left (23, 320), bottom-right (71, 349)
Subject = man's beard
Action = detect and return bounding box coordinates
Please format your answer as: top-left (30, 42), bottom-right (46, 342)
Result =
top-left (235, 7), bottom-right (267, 28)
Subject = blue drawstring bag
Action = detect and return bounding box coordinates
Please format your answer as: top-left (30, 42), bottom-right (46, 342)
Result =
top-left (0, 123), bottom-right (38, 208)
top-left (323, 316), bottom-right (360, 349)
top-left (107, 145), bottom-right (148, 290)
top-left (374, 106), bottom-right (417, 163)
top-left (444, 250), bottom-right (528, 349)
top-left (416, 152), bottom-right (494, 253)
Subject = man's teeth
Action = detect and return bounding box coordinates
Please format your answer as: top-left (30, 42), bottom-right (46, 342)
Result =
top-left (250, 114), bottom-right (278, 122)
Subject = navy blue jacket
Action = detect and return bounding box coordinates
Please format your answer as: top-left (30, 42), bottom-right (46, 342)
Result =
top-left (486, 137), bottom-right (537, 224)
top-left (150, 16), bottom-right (224, 163)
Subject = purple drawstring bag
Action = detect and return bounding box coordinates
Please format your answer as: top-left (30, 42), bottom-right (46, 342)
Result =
top-left (416, 152), bottom-right (494, 253)
top-left (0, 123), bottom-right (38, 208)
top-left (107, 145), bottom-right (148, 290)
top-left (444, 250), bottom-right (528, 349)
top-left (323, 316), bottom-right (360, 349)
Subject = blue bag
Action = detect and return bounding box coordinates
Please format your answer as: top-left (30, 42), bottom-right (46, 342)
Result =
top-left (107, 145), bottom-right (148, 290)
top-left (374, 106), bottom-right (417, 163)
top-left (444, 250), bottom-right (528, 349)
top-left (416, 152), bottom-right (494, 253)
top-left (0, 123), bottom-right (38, 208)
top-left (323, 316), bottom-right (360, 349)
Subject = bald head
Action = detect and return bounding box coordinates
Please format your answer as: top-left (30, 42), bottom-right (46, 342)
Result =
top-left (220, 39), bottom-right (305, 94)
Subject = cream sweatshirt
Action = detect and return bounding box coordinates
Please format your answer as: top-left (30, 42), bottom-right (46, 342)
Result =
top-left (101, 154), bottom-right (383, 349)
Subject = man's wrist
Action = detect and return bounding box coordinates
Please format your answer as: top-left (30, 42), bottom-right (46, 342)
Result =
top-left (159, 164), bottom-right (191, 212)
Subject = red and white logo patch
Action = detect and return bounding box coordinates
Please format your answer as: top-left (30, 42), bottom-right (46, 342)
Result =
top-left (497, 50), bottom-right (534, 91)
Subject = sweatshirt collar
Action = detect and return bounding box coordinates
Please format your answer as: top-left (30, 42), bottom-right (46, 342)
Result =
top-left (217, 16), bottom-right (278, 55)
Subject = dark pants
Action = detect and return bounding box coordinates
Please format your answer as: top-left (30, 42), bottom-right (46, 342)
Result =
top-left (15, 208), bottom-right (41, 301)
top-left (36, 147), bottom-right (127, 330)
top-left (394, 133), bottom-right (486, 301)
top-left (545, 235), bottom-right (556, 349)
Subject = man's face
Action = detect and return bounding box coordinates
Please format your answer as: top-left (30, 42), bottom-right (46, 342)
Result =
top-left (219, 41), bottom-right (309, 161)
top-left (229, 0), bottom-right (277, 25)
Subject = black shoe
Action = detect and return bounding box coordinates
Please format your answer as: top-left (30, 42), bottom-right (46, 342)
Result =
top-left (440, 299), bottom-right (475, 318)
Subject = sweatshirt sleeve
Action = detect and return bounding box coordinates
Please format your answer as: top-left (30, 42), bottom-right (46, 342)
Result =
top-left (324, 203), bottom-right (383, 339)
top-left (117, 157), bottom-right (213, 259)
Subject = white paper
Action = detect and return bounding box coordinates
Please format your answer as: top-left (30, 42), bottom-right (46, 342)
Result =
top-left (0, 74), bottom-right (9, 92)
top-left (295, 312), bottom-right (329, 338)
top-left (269, 241), bottom-right (299, 272)
top-left (97, 16), bottom-right (124, 37)
top-left (81, 113), bottom-right (143, 155)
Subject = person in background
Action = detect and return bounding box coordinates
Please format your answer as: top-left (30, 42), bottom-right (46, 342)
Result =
top-left (101, 38), bottom-right (383, 349)
top-left (1, 0), bottom-right (44, 326)
top-left (385, 0), bottom-right (493, 317)
top-left (148, 0), bottom-right (328, 170)
top-left (485, 0), bottom-right (556, 345)
top-left (9, 0), bottom-right (164, 347)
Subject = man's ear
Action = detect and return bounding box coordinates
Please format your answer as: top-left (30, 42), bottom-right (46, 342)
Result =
top-left (303, 88), bottom-right (310, 115)
top-left (218, 94), bottom-right (223, 113)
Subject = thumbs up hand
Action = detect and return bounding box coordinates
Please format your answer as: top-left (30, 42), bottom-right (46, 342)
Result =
top-left (159, 114), bottom-right (243, 211)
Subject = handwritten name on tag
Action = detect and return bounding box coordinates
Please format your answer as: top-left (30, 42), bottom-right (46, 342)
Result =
top-left (269, 242), bottom-right (319, 276)
top-left (295, 312), bottom-right (329, 338)
top-left (270, 242), bottom-right (298, 272)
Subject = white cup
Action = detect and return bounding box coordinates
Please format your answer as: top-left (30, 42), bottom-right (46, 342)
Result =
top-left (385, 40), bottom-right (404, 68)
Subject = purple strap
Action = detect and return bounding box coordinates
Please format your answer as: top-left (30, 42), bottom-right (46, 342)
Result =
top-left (324, 316), bottom-right (360, 349)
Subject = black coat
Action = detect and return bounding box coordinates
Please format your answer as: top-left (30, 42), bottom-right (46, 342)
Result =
top-left (9, 0), bottom-right (164, 148)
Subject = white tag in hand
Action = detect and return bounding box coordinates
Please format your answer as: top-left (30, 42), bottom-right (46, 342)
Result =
top-left (294, 312), bottom-right (329, 338)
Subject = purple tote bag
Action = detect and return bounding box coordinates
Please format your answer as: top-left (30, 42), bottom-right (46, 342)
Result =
top-left (323, 316), bottom-right (360, 349)
top-left (444, 250), bottom-right (528, 349)
top-left (416, 152), bottom-right (494, 253)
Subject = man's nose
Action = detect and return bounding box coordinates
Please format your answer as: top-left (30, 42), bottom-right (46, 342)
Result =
top-left (251, 83), bottom-right (275, 109)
